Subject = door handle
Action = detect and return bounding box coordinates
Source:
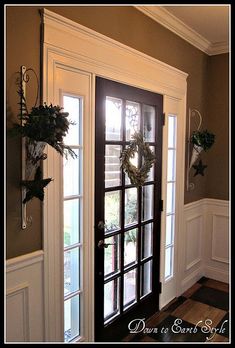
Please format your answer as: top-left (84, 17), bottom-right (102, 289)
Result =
top-left (97, 220), bottom-right (106, 230)
top-left (97, 240), bottom-right (116, 249)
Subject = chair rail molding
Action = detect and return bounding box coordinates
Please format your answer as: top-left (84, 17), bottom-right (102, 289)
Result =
top-left (6, 250), bottom-right (44, 273)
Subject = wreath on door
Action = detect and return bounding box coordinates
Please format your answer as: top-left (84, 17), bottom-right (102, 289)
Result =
top-left (120, 131), bottom-right (155, 187)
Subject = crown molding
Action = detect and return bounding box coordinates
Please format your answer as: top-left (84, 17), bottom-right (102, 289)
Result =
top-left (206, 41), bottom-right (229, 56)
top-left (135, 6), bottom-right (229, 56)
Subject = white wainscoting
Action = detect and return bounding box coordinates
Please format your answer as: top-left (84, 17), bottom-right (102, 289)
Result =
top-left (6, 250), bottom-right (44, 342)
top-left (204, 199), bottom-right (229, 283)
top-left (181, 198), bottom-right (229, 294)
top-left (5, 200), bottom-right (229, 342)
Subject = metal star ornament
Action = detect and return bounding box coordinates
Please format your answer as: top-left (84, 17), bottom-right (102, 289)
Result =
top-left (192, 159), bottom-right (207, 176)
top-left (21, 166), bottom-right (53, 203)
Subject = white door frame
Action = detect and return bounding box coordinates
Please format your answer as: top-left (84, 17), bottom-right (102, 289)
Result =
top-left (42, 8), bottom-right (188, 342)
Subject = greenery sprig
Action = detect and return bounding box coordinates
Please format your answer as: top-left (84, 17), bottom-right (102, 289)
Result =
top-left (120, 132), bottom-right (155, 187)
top-left (191, 130), bottom-right (215, 151)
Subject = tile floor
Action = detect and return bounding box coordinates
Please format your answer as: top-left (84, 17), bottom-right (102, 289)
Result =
top-left (123, 277), bottom-right (229, 343)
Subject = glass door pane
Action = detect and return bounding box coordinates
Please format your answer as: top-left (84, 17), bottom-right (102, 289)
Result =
top-left (142, 184), bottom-right (154, 221)
top-left (124, 269), bottom-right (137, 309)
top-left (141, 260), bottom-right (152, 298)
top-left (105, 191), bottom-right (121, 232)
top-left (126, 101), bottom-right (140, 140)
top-left (105, 97), bottom-right (122, 141)
top-left (104, 234), bottom-right (120, 278)
top-left (105, 145), bottom-right (122, 188)
top-left (124, 188), bottom-right (138, 226)
top-left (143, 104), bottom-right (155, 142)
top-left (124, 229), bottom-right (138, 268)
top-left (104, 278), bottom-right (120, 322)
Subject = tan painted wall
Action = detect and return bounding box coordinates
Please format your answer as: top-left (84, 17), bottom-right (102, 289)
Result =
top-left (6, 6), bottom-right (42, 259)
top-left (205, 54), bottom-right (229, 200)
top-left (6, 6), bottom-right (228, 258)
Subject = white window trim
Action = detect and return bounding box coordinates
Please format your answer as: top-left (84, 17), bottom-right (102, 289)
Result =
top-left (42, 8), bottom-right (188, 342)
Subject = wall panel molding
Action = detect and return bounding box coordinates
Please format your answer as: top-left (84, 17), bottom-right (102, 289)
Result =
top-left (181, 198), bottom-right (229, 294)
top-left (185, 214), bottom-right (202, 271)
top-left (204, 265), bottom-right (229, 283)
top-left (6, 251), bottom-right (44, 342)
top-left (211, 214), bottom-right (229, 264)
top-left (6, 283), bottom-right (30, 342)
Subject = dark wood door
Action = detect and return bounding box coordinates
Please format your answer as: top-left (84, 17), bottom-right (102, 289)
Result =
top-left (95, 77), bottom-right (163, 342)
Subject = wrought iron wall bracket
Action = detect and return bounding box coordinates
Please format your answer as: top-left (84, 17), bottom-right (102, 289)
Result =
top-left (21, 66), bottom-right (27, 229)
top-left (186, 108), bottom-right (202, 191)
top-left (20, 65), bottom-right (39, 229)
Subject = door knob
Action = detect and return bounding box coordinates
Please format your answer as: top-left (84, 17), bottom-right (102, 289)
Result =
top-left (97, 220), bottom-right (106, 230)
top-left (97, 240), bottom-right (116, 249)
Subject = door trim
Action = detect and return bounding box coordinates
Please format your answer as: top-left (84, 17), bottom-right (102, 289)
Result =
top-left (42, 8), bottom-right (187, 342)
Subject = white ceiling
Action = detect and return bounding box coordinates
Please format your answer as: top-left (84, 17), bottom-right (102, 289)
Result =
top-left (135, 5), bottom-right (230, 55)
top-left (164, 5), bottom-right (229, 44)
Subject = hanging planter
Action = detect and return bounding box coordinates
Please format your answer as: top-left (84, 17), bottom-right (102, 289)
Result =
top-left (189, 129), bottom-right (215, 169)
top-left (8, 68), bottom-right (77, 204)
top-left (25, 140), bottom-right (47, 179)
top-left (9, 102), bottom-right (77, 203)
top-left (189, 144), bottom-right (204, 169)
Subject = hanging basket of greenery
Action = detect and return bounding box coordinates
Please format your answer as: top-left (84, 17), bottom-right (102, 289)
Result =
top-left (10, 103), bottom-right (77, 159)
top-left (189, 129), bottom-right (215, 168)
top-left (8, 78), bottom-right (77, 203)
top-left (120, 131), bottom-right (155, 187)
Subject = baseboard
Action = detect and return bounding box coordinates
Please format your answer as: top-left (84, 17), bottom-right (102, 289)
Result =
top-left (181, 267), bottom-right (204, 294)
top-left (204, 266), bottom-right (229, 284)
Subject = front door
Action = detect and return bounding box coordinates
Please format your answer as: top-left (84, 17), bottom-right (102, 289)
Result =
top-left (95, 77), bottom-right (163, 341)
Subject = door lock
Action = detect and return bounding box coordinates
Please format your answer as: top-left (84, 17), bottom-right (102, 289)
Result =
top-left (97, 220), bottom-right (106, 230)
top-left (97, 240), bottom-right (116, 249)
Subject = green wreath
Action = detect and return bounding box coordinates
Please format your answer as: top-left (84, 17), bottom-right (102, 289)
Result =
top-left (120, 132), bottom-right (155, 187)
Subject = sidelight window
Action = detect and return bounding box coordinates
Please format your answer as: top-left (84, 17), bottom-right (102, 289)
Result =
top-left (165, 115), bottom-right (177, 280)
top-left (63, 95), bottom-right (83, 342)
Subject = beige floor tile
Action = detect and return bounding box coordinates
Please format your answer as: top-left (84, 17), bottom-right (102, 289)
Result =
top-left (172, 299), bottom-right (227, 327)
